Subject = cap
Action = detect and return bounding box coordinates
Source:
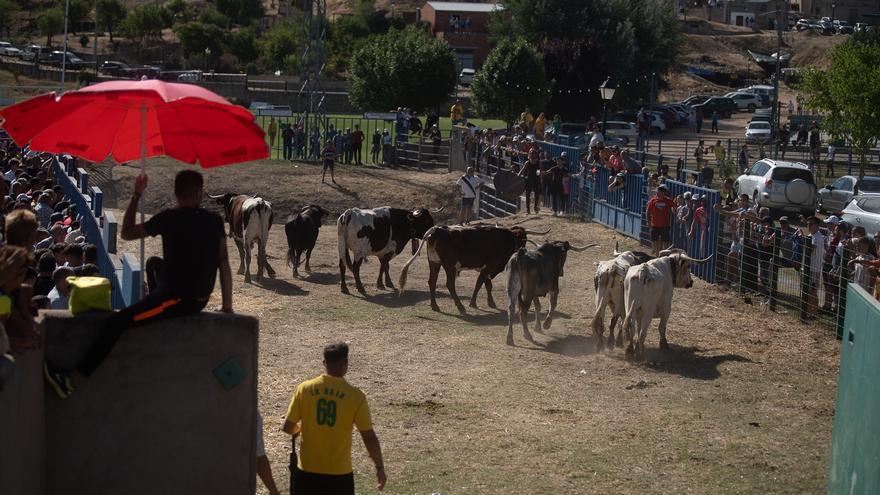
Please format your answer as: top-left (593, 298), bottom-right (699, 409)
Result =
top-left (779, 216), bottom-right (790, 223)
top-left (683, 191), bottom-right (692, 199)
top-left (691, 194), bottom-right (701, 201)
top-left (657, 184), bottom-right (668, 192)
top-left (826, 215), bottom-right (841, 226)
top-left (560, 151), bottom-right (568, 158)
top-left (762, 216), bottom-right (774, 224)
top-left (16, 193), bottom-right (31, 202)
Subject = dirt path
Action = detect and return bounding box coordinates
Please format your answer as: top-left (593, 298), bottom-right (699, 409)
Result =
top-left (97, 164), bottom-right (838, 494)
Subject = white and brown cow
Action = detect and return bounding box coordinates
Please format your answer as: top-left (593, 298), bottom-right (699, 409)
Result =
top-left (211, 193), bottom-right (275, 283)
top-left (336, 206), bottom-right (441, 295)
top-left (622, 252), bottom-right (711, 359)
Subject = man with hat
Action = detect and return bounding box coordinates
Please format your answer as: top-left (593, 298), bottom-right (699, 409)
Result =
top-left (547, 153), bottom-right (568, 215)
top-left (518, 148), bottom-right (543, 214)
top-left (646, 184), bottom-right (676, 256)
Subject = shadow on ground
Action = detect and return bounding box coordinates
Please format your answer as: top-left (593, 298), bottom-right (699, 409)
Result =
top-left (636, 344), bottom-right (753, 380)
top-left (254, 277), bottom-right (309, 296)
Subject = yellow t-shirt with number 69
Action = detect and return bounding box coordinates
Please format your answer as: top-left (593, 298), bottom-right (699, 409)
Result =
top-left (284, 374), bottom-right (373, 475)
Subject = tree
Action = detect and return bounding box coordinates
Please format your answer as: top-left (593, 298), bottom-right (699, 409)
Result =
top-left (349, 27), bottom-right (456, 112)
top-left (97, 0), bottom-right (127, 43)
top-left (800, 41), bottom-right (880, 180)
top-left (472, 38), bottom-right (551, 126)
top-left (492, 0), bottom-right (681, 119)
top-left (0, 0), bottom-right (19, 38)
top-left (67, 0), bottom-right (92, 34)
top-left (173, 21), bottom-right (226, 62)
top-left (200, 7), bottom-right (230, 29)
top-left (260, 22), bottom-right (299, 72)
top-left (229, 27), bottom-right (259, 64)
top-left (118, 5), bottom-right (167, 51)
top-left (37, 8), bottom-right (65, 47)
top-left (212, 0), bottom-right (264, 26)
top-left (165, 0), bottom-right (197, 23)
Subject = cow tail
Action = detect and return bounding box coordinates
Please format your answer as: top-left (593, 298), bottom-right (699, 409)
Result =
top-left (337, 210), bottom-right (354, 270)
top-left (591, 268), bottom-right (611, 336)
top-left (398, 226), bottom-right (434, 295)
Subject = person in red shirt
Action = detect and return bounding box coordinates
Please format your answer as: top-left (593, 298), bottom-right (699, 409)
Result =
top-left (351, 125), bottom-right (365, 165)
top-left (646, 184), bottom-right (676, 256)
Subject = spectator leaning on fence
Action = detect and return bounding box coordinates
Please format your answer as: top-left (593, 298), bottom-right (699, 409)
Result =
top-left (805, 216), bottom-right (827, 317)
top-left (646, 184), bottom-right (675, 256)
top-left (848, 237), bottom-right (876, 293)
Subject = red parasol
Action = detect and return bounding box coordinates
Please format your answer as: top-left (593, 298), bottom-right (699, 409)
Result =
top-left (0, 80), bottom-right (269, 298)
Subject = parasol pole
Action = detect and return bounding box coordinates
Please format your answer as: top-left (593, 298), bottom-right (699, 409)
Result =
top-left (139, 105), bottom-right (146, 299)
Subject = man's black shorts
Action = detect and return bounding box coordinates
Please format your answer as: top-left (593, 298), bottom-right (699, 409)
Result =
top-left (650, 226), bottom-right (670, 242)
top-left (323, 160), bottom-right (334, 171)
top-left (461, 197), bottom-right (475, 208)
top-left (293, 468), bottom-right (354, 495)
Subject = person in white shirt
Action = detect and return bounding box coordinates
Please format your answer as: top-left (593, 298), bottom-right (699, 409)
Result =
top-left (456, 167), bottom-right (484, 224)
top-left (47, 267), bottom-right (74, 310)
top-left (806, 216), bottom-right (827, 316)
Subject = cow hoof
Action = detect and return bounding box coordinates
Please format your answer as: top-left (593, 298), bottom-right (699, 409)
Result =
top-left (615, 336), bottom-right (624, 347)
top-left (356, 287), bottom-right (367, 296)
top-left (244, 276), bottom-right (252, 284)
top-left (456, 305), bottom-right (467, 315)
top-left (340, 286), bottom-right (350, 295)
top-left (542, 319), bottom-right (553, 330)
top-left (430, 304), bottom-right (440, 312)
top-left (506, 336), bottom-right (514, 346)
top-left (237, 268), bottom-right (245, 275)
top-left (386, 283), bottom-right (396, 291)
top-left (487, 301), bottom-right (498, 310)
top-left (625, 344), bottom-right (635, 357)
top-left (659, 339), bottom-right (670, 350)
top-left (376, 284), bottom-right (385, 291)
top-left (468, 301), bottom-right (478, 309)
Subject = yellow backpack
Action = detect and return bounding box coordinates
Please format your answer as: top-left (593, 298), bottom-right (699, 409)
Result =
top-left (67, 276), bottom-right (112, 314)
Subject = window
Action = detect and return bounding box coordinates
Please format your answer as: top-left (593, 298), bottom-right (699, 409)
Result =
top-left (832, 177), bottom-right (849, 189)
top-left (857, 197), bottom-right (880, 214)
top-left (771, 167), bottom-right (814, 184)
top-left (750, 162), bottom-right (768, 176)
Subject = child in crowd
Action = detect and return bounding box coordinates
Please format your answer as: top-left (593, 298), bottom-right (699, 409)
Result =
top-left (849, 237), bottom-right (876, 293)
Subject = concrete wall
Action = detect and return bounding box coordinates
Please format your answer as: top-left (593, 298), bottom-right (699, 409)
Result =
top-left (0, 311), bottom-right (259, 495)
top-left (0, 348), bottom-right (47, 495)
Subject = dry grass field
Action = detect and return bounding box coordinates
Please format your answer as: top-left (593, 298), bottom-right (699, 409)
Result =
top-left (92, 159), bottom-right (840, 494)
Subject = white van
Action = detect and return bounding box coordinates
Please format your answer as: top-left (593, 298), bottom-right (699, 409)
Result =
top-left (459, 68), bottom-right (475, 86)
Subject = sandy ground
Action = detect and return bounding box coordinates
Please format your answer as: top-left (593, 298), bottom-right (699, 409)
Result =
top-left (94, 162), bottom-right (839, 495)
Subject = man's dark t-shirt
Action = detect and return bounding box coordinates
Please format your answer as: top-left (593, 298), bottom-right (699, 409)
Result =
top-left (523, 159), bottom-right (540, 182)
top-left (144, 207), bottom-right (225, 300)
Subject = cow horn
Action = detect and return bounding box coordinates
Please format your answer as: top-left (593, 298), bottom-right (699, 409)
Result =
top-left (658, 248), bottom-right (686, 256)
top-left (681, 254), bottom-right (713, 264)
top-left (207, 194), bottom-right (224, 200)
top-left (433, 206), bottom-right (445, 213)
top-left (522, 228), bottom-right (551, 235)
top-left (411, 209), bottom-right (423, 218)
top-left (526, 239), bottom-right (539, 247)
top-left (612, 241), bottom-right (621, 256)
top-left (568, 243), bottom-right (599, 252)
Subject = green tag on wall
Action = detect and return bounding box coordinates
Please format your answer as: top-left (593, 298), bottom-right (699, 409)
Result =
top-left (213, 357), bottom-right (246, 390)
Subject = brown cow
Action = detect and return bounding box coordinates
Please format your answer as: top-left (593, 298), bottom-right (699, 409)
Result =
top-left (398, 224), bottom-right (547, 313)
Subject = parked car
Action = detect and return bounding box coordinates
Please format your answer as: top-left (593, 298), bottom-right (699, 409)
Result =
top-left (458, 68), bottom-right (475, 86)
top-left (739, 85), bottom-right (775, 106)
top-left (834, 20), bottom-right (854, 34)
top-left (734, 159), bottom-right (817, 214)
top-left (646, 105), bottom-right (678, 127)
top-left (0, 41), bottom-right (21, 57)
top-left (725, 91), bottom-right (762, 112)
top-left (609, 111), bottom-right (666, 134)
top-left (666, 104), bottom-right (693, 124)
top-left (855, 22), bottom-right (871, 33)
top-left (841, 197), bottom-right (880, 237)
top-left (132, 65), bottom-right (161, 79)
top-left (99, 60), bottom-right (130, 76)
top-left (744, 120), bottom-right (773, 144)
top-left (817, 175), bottom-right (880, 213)
top-left (20, 44), bottom-right (51, 62)
top-left (602, 121), bottom-right (638, 145)
top-left (681, 94), bottom-right (711, 107)
top-left (45, 51), bottom-right (84, 69)
top-left (692, 97), bottom-right (737, 118)
top-left (177, 70), bottom-right (202, 82)
top-left (796, 19), bottom-right (811, 31)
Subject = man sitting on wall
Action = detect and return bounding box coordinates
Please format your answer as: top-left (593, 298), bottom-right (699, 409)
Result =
top-left (44, 170), bottom-right (233, 398)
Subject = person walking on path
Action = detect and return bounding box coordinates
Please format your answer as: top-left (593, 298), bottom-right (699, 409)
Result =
top-left (456, 166), bottom-right (484, 224)
top-left (826, 144), bottom-right (836, 178)
top-left (267, 118), bottom-right (278, 157)
top-left (710, 110), bottom-right (719, 133)
top-left (44, 170), bottom-right (233, 398)
top-left (519, 148), bottom-right (543, 215)
top-left (283, 343), bottom-right (386, 494)
top-left (695, 108), bottom-right (703, 134)
top-left (322, 140), bottom-right (337, 184)
top-left (646, 184), bottom-right (676, 257)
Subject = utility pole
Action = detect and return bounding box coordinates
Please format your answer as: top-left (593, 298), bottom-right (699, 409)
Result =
top-left (61, 0), bottom-right (70, 90)
top-left (771, 0), bottom-right (786, 158)
top-left (94, 5), bottom-right (99, 77)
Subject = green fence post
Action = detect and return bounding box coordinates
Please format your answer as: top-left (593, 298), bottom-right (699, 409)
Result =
top-left (800, 237), bottom-right (813, 323)
top-left (769, 226), bottom-right (781, 311)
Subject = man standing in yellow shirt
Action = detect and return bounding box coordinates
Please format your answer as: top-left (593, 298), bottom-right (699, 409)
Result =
top-left (520, 107), bottom-right (534, 133)
top-left (450, 99), bottom-right (464, 126)
top-left (283, 343), bottom-right (386, 494)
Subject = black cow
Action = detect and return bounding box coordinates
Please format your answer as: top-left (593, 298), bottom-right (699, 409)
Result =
top-left (285, 205), bottom-right (330, 278)
top-left (397, 224), bottom-right (548, 313)
top-left (336, 206), bottom-right (442, 295)
top-left (505, 241), bottom-right (597, 345)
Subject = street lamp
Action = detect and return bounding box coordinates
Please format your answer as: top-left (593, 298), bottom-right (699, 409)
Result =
top-left (831, 2), bottom-right (836, 20)
top-left (599, 77), bottom-right (616, 138)
top-left (204, 47), bottom-right (211, 70)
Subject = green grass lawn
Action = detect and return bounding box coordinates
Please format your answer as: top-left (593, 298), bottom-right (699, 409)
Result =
top-left (251, 111), bottom-right (506, 160)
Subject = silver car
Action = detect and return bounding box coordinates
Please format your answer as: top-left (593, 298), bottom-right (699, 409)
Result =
top-left (734, 159), bottom-right (817, 214)
top-left (841, 197), bottom-right (880, 237)
top-left (817, 175), bottom-right (880, 213)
